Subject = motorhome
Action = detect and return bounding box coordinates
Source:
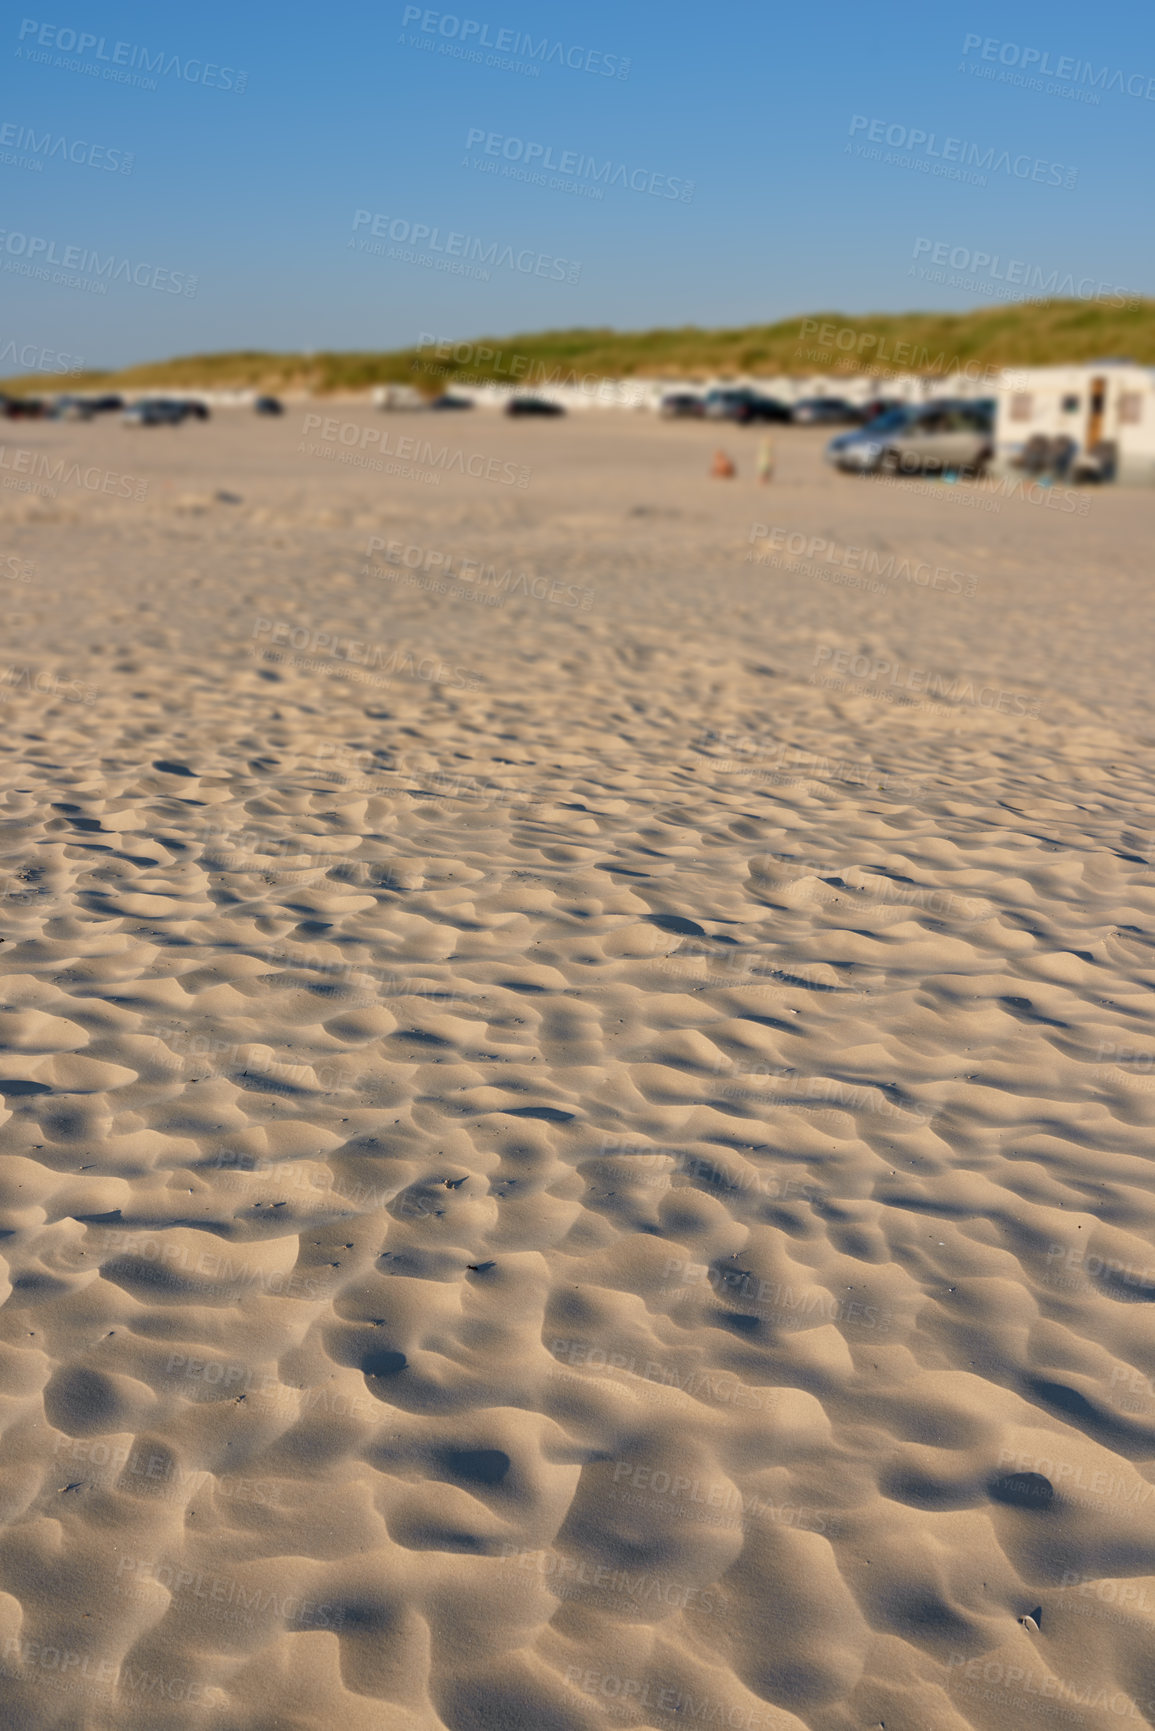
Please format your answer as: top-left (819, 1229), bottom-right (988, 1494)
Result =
top-left (993, 362), bottom-right (1155, 484)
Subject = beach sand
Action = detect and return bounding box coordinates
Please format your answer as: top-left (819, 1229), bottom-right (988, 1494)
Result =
top-left (0, 406), bottom-right (1154, 1730)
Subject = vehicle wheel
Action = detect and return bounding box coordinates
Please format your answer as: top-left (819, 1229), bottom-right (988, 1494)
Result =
top-left (879, 449), bottom-right (902, 475)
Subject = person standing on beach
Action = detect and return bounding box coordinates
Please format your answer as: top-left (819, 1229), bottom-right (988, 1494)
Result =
top-left (757, 437), bottom-right (774, 483)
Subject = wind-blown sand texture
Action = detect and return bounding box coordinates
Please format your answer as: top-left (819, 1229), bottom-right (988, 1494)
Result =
top-left (1, 408), bottom-right (1154, 1731)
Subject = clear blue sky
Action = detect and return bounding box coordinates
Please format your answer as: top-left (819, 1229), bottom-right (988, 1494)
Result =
top-left (3, 0), bottom-right (1152, 368)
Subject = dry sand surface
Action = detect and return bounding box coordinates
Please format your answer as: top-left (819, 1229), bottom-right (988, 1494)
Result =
top-left (1, 406), bottom-right (1154, 1731)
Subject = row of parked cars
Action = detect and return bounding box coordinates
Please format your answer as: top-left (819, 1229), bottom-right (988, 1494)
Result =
top-left (660, 387), bottom-right (871, 425)
top-left (659, 386), bottom-right (997, 475)
top-left (424, 394), bottom-right (565, 417)
top-left (0, 393), bottom-right (284, 423)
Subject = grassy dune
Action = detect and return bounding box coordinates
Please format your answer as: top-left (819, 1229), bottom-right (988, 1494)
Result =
top-left (4, 300), bottom-right (1154, 395)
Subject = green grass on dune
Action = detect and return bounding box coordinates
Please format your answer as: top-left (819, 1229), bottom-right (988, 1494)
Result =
top-left (3, 300), bottom-right (1153, 395)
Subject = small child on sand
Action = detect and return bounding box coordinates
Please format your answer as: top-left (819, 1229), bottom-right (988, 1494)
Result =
top-left (757, 437), bottom-right (774, 483)
top-left (711, 449), bottom-right (736, 478)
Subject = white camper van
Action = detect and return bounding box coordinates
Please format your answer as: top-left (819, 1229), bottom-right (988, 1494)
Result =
top-left (994, 362), bottom-right (1155, 485)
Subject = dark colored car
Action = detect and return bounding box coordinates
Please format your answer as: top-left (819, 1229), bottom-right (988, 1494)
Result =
top-left (504, 397), bottom-right (565, 416)
top-left (124, 399), bottom-right (197, 426)
top-left (428, 393), bottom-right (474, 410)
top-left (659, 391), bottom-right (705, 419)
top-left (254, 395), bottom-right (283, 415)
top-left (791, 397), bottom-right (864, 425)
top-left (2, 395), bottom-right (47, 418)
top-left (183, 400), bottom-right (210, 420)
top-left (704, 388), bottom-right (792, 424)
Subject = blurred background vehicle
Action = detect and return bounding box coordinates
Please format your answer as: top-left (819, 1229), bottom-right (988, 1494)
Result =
top-left (827, 400), bottom-right (994, 476)
top-left (123, 399), bottom-right (209, 426)
top-left (505, 398), bottom-right (565, 417)
top-left (428, 393), bottom-right (474, 410)
top-left (703, 387), bottom-right (791, 424)
top-left (791, 397), bottom-right (864, 425)
top-left (659, 391), bottom-right (705, 419)
top-left (51, 397), bottom-right (97, 421)
top-left (254, 396), bottom-right (284, 415)
top-left (1, 395), bottom-right (47, 419)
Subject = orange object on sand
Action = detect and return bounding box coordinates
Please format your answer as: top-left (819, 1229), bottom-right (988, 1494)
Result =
top-left (711, 450), bottom-right (736, 478)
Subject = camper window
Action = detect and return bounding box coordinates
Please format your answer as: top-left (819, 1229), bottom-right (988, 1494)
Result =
top-left (1118, 393), bottom-right (1144, 424)
top-left (1061, 395), bottom-right (1080, 413)
top-left (1010, 394), bottom-right (1033, 421)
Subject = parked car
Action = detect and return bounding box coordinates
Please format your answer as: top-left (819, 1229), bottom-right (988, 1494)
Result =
top-left (428, 393), bottom-right (473, 410)
top-left (51, 396), bottom-right (97, 420)
top-left (1, 395), bottom-right (47, 418)
top-left (124, 399), bottom-right (193, 426)
top-left (703, 388), bottom-right (792, 424)
top-left (659, 391), bottom-right (705, 419)
top-left (254, 395), bottom-right (283, 415)
top-left (505, 397), bottom-right (565, 416)
top-left (183, 400), bottom-right (210, 420)
top-left (827, 401), bottom-right (994, 476)
top-left (791, 397), bottom-right (864, 425)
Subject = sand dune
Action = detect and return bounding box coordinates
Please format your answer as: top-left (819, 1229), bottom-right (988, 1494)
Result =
top-left (0, 408), bottom-right (1153, 1729)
